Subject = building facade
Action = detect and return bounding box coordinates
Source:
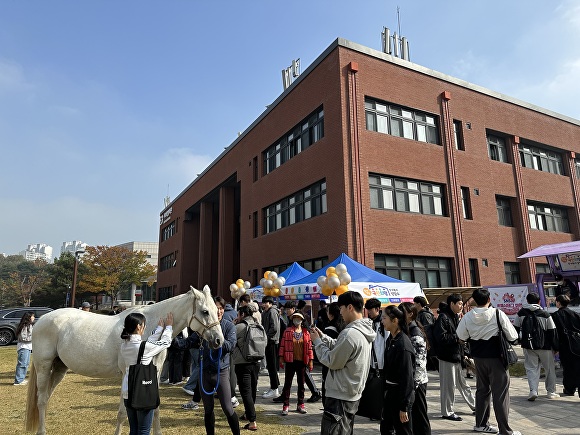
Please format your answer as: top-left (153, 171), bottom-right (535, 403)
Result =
top-left (157, 38), bottom-right (580, 301)
top-left (20, 243), bottom-right (53, 262)
top-left (60, 240), bottom-right (88, 257)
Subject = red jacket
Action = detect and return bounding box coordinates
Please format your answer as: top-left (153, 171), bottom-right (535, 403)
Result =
top-left (278, 326), bottom-right (314, 364)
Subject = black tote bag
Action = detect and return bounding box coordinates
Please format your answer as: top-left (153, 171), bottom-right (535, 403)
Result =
top-left (496, 310), bottom-right (518, 369)
top-left (356, 347), bottom-right (384, 420)
top-left (128, 341), bottom-right (160, 410)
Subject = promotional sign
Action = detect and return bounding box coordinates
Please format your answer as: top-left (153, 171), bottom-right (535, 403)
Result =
top-left (485, 284), bottom-right (533, 323)
top-left (557, 251), bottom-right (580, 272)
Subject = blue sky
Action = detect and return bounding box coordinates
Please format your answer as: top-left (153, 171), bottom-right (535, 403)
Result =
top-left (1, 0), bottom-right (579, 257)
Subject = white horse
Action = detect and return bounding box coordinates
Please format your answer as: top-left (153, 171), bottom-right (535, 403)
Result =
top-left (25, 285), bottom-right (224, 435)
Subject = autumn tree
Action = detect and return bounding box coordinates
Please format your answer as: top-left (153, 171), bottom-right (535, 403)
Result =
top-left (1, 258), bottom-right (49, 306)
top-left (79, 245), bottom-right (157, 307)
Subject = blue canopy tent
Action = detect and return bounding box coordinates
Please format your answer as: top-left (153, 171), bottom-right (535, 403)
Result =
top-left (280, 253), bottom-right (424, 304)
top-left (248, 262), bottom-right (311, 302)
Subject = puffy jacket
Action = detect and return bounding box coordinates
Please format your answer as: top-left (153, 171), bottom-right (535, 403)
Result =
top-left (261, 306), bottom-right (281, 344)
top-left (514, 303), bottom-right (558, 351)
top-left (279, 326), bottom-right (314, 364)
top-left (433, 303), bottom-right (462, 363)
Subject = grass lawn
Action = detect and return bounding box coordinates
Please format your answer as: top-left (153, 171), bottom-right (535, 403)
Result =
top-left (0, 346), bottom-right (302, 434)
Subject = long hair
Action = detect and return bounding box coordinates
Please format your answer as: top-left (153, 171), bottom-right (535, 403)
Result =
top-left (399, 301), bottom-right (427, 341)
top-left (16, 312), bottom-right (35, 337)
top-left (383, 305), bottom-right (410, 336)
top-left (327, 302), bottom-right (345, 332)
top-left (121, 312), bottom-right (146, 340)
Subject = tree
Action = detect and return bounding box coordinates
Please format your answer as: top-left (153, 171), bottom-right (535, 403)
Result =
top-left (5, 259), bottom-right (49, 306)
top-left (79, 245), bottom-right (157, 307)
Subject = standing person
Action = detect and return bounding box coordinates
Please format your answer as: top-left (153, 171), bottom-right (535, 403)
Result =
top-left (381, 305), bottom-right (415, 435)
top-left (551, 294), bottom-right (580, 396)
top-left (320, 302), bottom-right (345, 405)
top-left (80, 301), bottom-right (91, 311)
top-left (434, 294), bottom-right (476, 421)
top-left (232, 305), bottom-right (261, 431)
top-left (176, 296), bottom-right (240, 435)
top-left (13, 311), bottom-right (34, 386)
top-left (180, 338), bottom-right (202, 410)
top-left (239, 294), bottom-right (261, 324)
top-left (260, 296), bottom-right (281, 399)
top-left (316, 300), bottom-right (329, 330)
top-left (278, 312), bottom-right (315, 415)
top-left (120, 312), bottom-right (173, 435)
top-left (513, 293), bottom-right (559, 400)
top-left (399, 302), bottom-right (431, 435)
top-left (310, 291), bottom-right (376, 435)
top-left (365, 298), bottom-right (389, 372)
top-left (414, 295), bottom-right (437, 371)
top-left (457, 288), bottom-right (521, 435)
top-left (223, 298), bottom-right (240, 408)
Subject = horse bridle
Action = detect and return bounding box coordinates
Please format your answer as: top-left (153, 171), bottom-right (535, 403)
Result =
top-left (188, 298), bottom-right (220, 341)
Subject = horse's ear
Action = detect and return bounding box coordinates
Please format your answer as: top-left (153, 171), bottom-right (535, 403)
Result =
top-left (190, 285), bottom-right (205, 300)
top-left (203, 285), bottom-right (211, 294)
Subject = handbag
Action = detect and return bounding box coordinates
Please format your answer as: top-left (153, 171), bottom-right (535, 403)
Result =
top-left (127, 341), bottom-right (160, 410)
top-left (496, 310), bottom-right (518, 369)
top-left (356, 346), bottom-right (384, 420)
top-left (563, 327), bottom-right (580, 356)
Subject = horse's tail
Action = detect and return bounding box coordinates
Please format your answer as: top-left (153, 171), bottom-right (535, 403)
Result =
top-left (25, 363), bottom-right (39, 433)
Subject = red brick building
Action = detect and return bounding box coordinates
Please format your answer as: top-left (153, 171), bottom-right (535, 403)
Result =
top-left (157, 38), bottom-right (580, 300)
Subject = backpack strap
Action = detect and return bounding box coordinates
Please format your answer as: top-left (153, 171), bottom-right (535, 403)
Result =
top-left (137, 341), bottom-right (147, 364)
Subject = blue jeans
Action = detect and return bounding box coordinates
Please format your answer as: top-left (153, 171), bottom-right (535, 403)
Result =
top-left (183, 348), bottom-right (200, 391)
top-left (14, 348), bottom-right (31, 384)
top-left (124, 399), bottom-right (155, 435)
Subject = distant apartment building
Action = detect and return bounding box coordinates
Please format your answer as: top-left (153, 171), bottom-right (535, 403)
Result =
top-left (114, 241), bottom-right (158, 303)
top-left (20, 243), bottom-right (53, 262)
top-left (60, 241), bottom-right (88, 257)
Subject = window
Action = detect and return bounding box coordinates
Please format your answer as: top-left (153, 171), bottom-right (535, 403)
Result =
top-left (253, 156), bottom-right (258, 182)
top-left (487, 134), bottom-right (508, 163)
top-left (528, 202), bottom-right (569, 233)
top-left (374, 254), bottom-right (453, 288)
top-left (461, 187), bottom-right (472, 219)
top-left (536, 264), bottom-right (551, 274)
top-left (575, 159), bottom-right (580, 179)
top-left (263, 180), bottom-right (327, 234)
top-left (159, 253), bottom-right (176, 271)
top-left (369, 173), bottom-right (445, 216)
top-left (519, 143), bottom-right (563, 175)
top-left (505, 262), bottom-right (521, 284)
top-left (365, 98), bottom-right (439, 144)
top-left (162, 221), bottom-right (177, 241)
top-left (266, 257), bottom-right (328, 275)
top-left (263, 107), bottom-right (324, 175)
top-left (496, 196), bottom-right (513, 227)
top-left (253, 211), bottom-right (258, 238)
top-left (157, 286), bottom-right (173, 301)
top-left (453, 120), bottom-right (464, 150)
top-left (469, 258), bottom-right (480, 286)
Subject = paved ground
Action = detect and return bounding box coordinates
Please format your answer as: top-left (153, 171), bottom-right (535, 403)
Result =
top-left (248, 346), bottom-right (580, 434)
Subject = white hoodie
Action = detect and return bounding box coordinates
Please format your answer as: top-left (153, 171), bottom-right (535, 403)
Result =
top-left (457, 306), bottom-right (517, 342)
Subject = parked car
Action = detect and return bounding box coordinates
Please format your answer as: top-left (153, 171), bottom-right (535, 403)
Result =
top-left (0, 307), bottom-right (53, 346)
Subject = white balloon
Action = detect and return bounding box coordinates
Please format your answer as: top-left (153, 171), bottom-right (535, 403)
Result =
top-left (317, 276), bottom-right (327, 287)
top-left (239, 288), bottom-right (247, 296)
top-left (230, 283), bottom-right (238, 292)
top-left (279, 276), bottom-right (286, 285)
top-left (273, 277), bottom-right (284, 289)
top-left (328, 276), bottom-right (341, 289)
top-left (268, 271), bottom-right (278, 281)
top-left (339, 273), bottom-right (352, 285)
top-left (335, 263), bottom-right (347, 275)
top-left (244, 281), bottom-right (251, 289)
top-left (264, 279), bottom-right (273, 289)
top-left (260, 278), bottom-right (266, 287)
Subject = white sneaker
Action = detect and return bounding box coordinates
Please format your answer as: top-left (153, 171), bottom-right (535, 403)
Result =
top-left (547, 392), bottom-right (560, 399)
top-left (181, 401), bottom-right (199, 410)
top-left (182, 387), bottom-right (195, 396)
top-left (231, 397), bottom-right (239, 408)
top-left (474, 425), bottom-right (498, 433)
top-left (262, 388), bottom-right (279, 399)
top-left (160, 379), bottom-right (170, 385)
top-left (527, 390), bottom-right (538, 401)
top-left (13, 380), bottom-right (28, 386)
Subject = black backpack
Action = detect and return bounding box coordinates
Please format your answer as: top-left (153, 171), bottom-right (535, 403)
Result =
top-left (520, 309), bottom-right (545, 350)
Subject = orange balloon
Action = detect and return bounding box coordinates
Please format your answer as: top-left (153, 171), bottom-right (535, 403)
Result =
top-left (326, 267), bottom-right (336, 277)
top-left (335, 285), bottom-right (349, 296)
top-left (321, 286), bottom-right (334, 297)
top-left (328, 272), bottom-right (338, 278)
top-left (263, 288), bottom-right (270, 297)
top-left (271, 288), bottom-right (281, 297)
top-left (264, 271), bottom-right (270, 279)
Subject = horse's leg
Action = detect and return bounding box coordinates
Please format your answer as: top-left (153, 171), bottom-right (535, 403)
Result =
top-left (152, 406), bottom-right (162, 435)
top-left (33, 360), bottom-right (57, 435)
top-left (114, 392), bottom-right (127, 435)
top-left (47, 358), bottom-right (68, 397)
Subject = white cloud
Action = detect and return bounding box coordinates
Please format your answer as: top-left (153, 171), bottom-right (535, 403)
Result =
top-left (0, 58), bottom-right (33, 94)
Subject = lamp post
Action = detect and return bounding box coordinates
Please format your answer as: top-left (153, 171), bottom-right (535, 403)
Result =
top-left (70, 249), bottom-right (85, 308)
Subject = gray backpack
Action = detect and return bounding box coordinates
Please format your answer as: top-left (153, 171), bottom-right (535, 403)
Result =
top-left (240, 320), bottom-right (267, 362)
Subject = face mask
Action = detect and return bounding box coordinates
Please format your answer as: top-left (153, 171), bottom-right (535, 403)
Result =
top-left (293, 319), bottom-right (302, 326)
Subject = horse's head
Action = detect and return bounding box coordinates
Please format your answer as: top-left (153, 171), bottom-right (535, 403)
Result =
top-left (188, 285), bottom-right (224, 349)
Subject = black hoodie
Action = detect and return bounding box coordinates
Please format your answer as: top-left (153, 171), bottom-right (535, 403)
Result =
top-left (433, 302), bottom-right (462, 363)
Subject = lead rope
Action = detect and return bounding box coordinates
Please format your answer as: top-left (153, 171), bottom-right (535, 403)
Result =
top-left (199, 343), bottom-right (222, 395)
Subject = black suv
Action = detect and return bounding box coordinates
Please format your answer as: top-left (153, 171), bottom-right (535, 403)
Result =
top-left (0, 307), bottom-right (53, 346)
